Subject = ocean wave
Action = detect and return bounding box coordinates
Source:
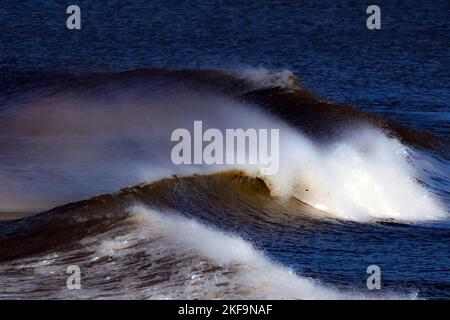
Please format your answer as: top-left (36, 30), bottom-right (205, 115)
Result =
top-left (0, 68), bottom-right (447, 222)
top-left (0, 197), bottom-right (416, 299)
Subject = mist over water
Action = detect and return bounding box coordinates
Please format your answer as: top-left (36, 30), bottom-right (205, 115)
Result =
top-left (0, 70), bottom-right (446, 223)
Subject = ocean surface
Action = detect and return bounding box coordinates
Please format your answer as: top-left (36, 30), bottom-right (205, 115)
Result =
top-left (0, 1), bottom-right (449, 299)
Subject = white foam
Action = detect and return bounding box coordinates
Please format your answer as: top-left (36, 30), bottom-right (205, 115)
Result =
top-left (129, 206), bottom-right (413, 299)
top-left (254, 126), bottom-right (447, 222)
top-left (234, 67), bottom-right (299, 90)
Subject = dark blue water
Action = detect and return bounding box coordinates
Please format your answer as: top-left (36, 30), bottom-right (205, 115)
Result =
top-left (1, 1), bottom-right (449, 299)
top-left (2, 1), bottom-right (449, 137)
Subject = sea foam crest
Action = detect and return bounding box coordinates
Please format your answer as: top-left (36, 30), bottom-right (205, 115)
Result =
top-left (130, 206), bottom-right (413, 299)
top-left (247, 126), bottom-right (447, 222)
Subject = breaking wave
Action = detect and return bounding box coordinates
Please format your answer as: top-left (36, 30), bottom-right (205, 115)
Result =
top-left (0, 67), bottom-right (448, 299)
top-left (0, 68), bottom-right (446, 222)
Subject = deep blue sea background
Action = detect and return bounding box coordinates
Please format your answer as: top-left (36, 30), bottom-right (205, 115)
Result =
top-left (0, 1), bottom-right (449, 298)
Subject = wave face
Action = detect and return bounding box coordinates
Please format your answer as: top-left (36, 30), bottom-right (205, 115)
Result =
top-left (0, 68), bottom-right (449, 299)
